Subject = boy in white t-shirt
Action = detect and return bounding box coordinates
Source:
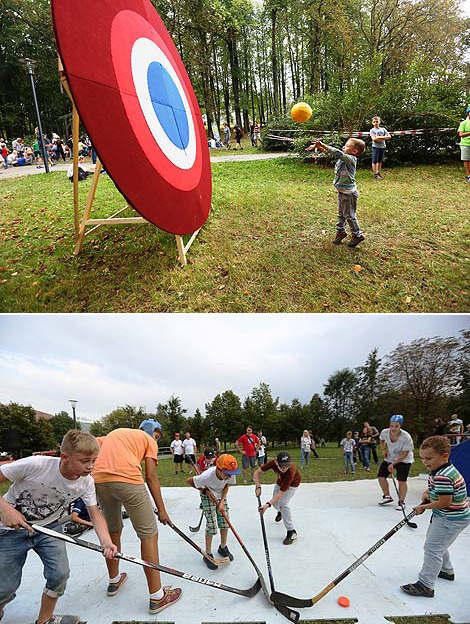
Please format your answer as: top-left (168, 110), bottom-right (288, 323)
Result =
top-left (0, 430), bottom-right (116, 624)
top-left (187, 454), bottom-right (240, 570)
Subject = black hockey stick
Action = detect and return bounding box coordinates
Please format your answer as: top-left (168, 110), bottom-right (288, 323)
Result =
top-left (189, 509), bottom-right (204, 532)
top-left (204, 488), bottom-right (299, 622)
top-left (154, 511), bottom-right (229, 566)
top-left (257, 495), bottom-right (276, 593)
top-left (271, 509), bottom-right (417, 608)
top-left (391, 472), bottom-right (418, 529)
top-left (31, 524), bottom-right (261, 598)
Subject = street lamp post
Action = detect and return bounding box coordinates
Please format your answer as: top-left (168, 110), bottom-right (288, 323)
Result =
top-left (23, 57), bottom-right (50, 174)
top-left (69, 400), bottom-right (78, 428)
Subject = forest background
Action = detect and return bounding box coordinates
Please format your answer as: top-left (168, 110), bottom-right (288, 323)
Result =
top-left (1, 331), bottom-right (468, 456)
top-left (1, 0), bottom-right (470, 163)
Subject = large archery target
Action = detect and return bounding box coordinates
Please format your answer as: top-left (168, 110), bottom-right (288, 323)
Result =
top-left (51, 0), bottom-right (211, 236)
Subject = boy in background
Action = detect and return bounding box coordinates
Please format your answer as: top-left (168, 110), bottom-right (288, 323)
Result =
top-left (369, 116), bottom-right (391, 179)
top-left (307, 137), bottom-right (366, 247)
top-left (401, 435), bottom-right (469, 597)
top-left (0, 430), bottom-right (116, 624)
top-left (187, 454), bottom-right (240, 569)
top-left (340, 431), bottom-right (356, 474)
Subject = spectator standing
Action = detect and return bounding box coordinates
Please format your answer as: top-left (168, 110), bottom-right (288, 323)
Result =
top-left (457, 106), bottom-right (470, 183)
top-left (299, 430), bottom-right (312, 469)
top-left (92, 420), bottom-right (182, 615)
top-left (364, 421), bottom-right (380, 464)
top-left (182, 432), bottom-right (197, 473)
top-left (170, 432), bottom-right (185, 474)
top-left (255, 451), bottom-right (301, 545)
top-left (309, 433), bottom-right (319, 458)
top-left (378, 414), bottom-right (414, 510)
top-left (1, 142), bottom-right (9, 169)
top-left (257, 430), bottom-right (268, 466)
top-left (340, 431), bottom-right (356, 474)
top-left (448, 414), bottom-right (464, 445)
top-left (235, 426), bottom-right (260, 484)
top-left (369, 116), bottom-right (391, 179)
top-left (11, 138), bottom-right (25, 156)
top-left (432, 418), bottom-right (446, 436)
top-left (320, 437), bottom-right (326, 448)
top-left (223, 123), bottom-right (231, 149)
top-left (214, 437), bottom-right (222, 455)
top-left (253, 121), bottom-right (261, 146)
top-left (249, 121), bottom-right (256, 146)
top-left (0, 430), bottom-right (116, 624)
top-left (234, 125), bottom-right (243, 150)
top-left (352, 431), bottom-right (361, 463)
top-left (400, 435), bottom-right (469, 597)
top-left (359, 426), bottom-right (372, 471)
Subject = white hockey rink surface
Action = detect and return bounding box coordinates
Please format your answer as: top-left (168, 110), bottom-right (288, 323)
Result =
top-left (4, 477), bottom-right (469, 624)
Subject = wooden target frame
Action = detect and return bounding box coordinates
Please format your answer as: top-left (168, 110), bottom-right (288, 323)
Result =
top-left (58, 60), bottom-right (201, 266)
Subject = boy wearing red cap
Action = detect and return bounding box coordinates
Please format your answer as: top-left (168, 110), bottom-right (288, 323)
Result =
top-left (187, 454), bottom-right (240, 569)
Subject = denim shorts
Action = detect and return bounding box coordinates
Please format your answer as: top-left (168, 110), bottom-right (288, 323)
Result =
top-left (371, 146), bottom-right (385, 163)
top-left (241, 455), bottom-right (256, 469)
top-left (0, 527), bottom-right (70, 605)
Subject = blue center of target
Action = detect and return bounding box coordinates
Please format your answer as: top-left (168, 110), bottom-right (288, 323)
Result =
top-left (147, 62), bottom-right (189, 150)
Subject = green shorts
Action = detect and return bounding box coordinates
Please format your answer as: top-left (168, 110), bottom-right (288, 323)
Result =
top-left (201, 493), bottom-right (230, 536)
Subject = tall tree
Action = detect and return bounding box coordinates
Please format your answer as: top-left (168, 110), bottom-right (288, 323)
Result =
top-left (323, 368), bottom-right (359, 421)
top-left (205, 389), bottom-right (242, 449)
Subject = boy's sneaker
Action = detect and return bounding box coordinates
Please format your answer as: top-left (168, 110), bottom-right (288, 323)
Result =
top-left (400, 581), bottom-right (434, 598)
top-left (218, 544), bottom-right (234, 561)
top-left (379, 495), bottom-right (393, 505)
top-left (438, 570), bottom-right (455, 581)
top-left (465, 176), bottom-right (470, 183)
top-left (38, 616), bottom-right (81, 624)
top-left (395, 501), bottom-right (405, 511)
top-left (106, 572), bottom-right (128, 596)
top-left (149, 587), bottom-right (182, 614)
top-left (283, 530), bottom-right (297, 545)
top-left (275, 511), bottom-right (282, 522)
top-left (333, 231), bottom-right (347, 245)
top-left (203, 553), bottom-right (218, 569)
top-left (347, 234), bottom-right (365, 248)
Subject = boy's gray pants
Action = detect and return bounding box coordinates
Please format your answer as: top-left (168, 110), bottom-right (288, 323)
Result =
top-left (337, 191), bottom-right (362, 237)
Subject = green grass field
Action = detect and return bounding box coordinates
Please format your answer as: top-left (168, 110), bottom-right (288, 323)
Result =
top-left (1, 160), bottom-right (468, 312)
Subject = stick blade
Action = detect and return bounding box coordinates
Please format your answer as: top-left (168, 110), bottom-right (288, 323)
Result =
top-left (214, 556), bottom-right (231, 565)
top-left (245, 578), bottom-right (262, 597)
top-left (271, 590), bottom-right (313, 608)
top-left (274, 602), bottom-right (300, 622)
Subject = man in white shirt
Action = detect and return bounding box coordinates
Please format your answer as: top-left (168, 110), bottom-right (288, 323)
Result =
top-left (182, 432), bottom-right (197, 473)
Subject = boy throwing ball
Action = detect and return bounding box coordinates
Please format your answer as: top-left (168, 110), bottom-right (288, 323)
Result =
top-left (401, 436), bottom-right (469, 597)
top-left (307, 138), bottom-right (366, 247)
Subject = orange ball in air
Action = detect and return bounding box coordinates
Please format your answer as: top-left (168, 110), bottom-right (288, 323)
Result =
top-left (290, 102), bottom-right (312, 123)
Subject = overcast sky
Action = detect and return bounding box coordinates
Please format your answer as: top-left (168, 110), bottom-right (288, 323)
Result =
top-left (0, 314), bottom-right (467, 423)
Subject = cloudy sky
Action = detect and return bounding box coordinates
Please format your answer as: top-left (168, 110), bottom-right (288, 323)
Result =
top-left (0, 314), bottom-right (468, 423)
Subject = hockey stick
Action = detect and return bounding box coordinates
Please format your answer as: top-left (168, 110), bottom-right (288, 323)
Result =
top-left (189, 510), bottom-right (204, 533)
top-left (30, 524), bottom-right (261, 599)
top-left (154, 511), bottom-right (230, 566)
top-left (203, 488), bottom-right (299, 623)
top-left (257, 495), bottom-right (276, 593)
top-left (391, 472), bottom-right (418, 529)
top-left (271, 509), bottom-right (417, 608)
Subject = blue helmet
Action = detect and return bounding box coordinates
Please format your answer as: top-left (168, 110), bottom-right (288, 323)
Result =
top-left (139, 419), bottom-right (162, 436)
top-left (390, 414), bottom-right (404, 425)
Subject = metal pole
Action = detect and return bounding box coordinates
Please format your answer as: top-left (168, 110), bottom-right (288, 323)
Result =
top-left (69, 399), bottom-right (78, 428)
top-left (26, 59), bottom-right (49, 173)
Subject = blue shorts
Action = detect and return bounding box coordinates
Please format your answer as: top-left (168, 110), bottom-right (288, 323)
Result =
top-left (371, 146), bottom-right (385, 164)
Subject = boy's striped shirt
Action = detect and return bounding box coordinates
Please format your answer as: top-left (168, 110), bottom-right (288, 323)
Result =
top-left (428, 462), bottom-right (469, 520)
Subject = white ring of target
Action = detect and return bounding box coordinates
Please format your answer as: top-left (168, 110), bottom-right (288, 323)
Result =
top-left (131, 37), bottom-right (196, 170)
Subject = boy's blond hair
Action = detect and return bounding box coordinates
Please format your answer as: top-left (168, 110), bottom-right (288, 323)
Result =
top-left (420, 435), bottom-right (450, 456)
top-left (350, 138), bottom-right (366, 155)
top-left (61, 429), bottom-right (100, 456)
top-left (372, 115), bottom-right (381, 122)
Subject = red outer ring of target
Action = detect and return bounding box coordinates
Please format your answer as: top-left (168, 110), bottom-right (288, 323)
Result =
top-left (51, 0), bottom-right (211, 236)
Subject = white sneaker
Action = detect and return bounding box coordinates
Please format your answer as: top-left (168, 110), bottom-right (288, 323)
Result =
top-left (379, 495), bottom-right (393, 505)
top-left (395, 501), bottom-right (405, 511)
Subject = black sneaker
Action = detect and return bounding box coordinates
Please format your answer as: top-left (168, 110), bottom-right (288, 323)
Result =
top-left (400, 581), bottom-right (434, 597)
top-left (203, 553), bottom-right (218, 570)
top-left (347, 234), bottom-right (365, 248)
top-left (218, 544), bottom-right (234, 561)
top-left (283, 530), bottom-right (297, 545)
top-left (333, 231), bottom-right (347, 245)
top-left (438, 570), bottom-right (454, 581)
top-left (275, 511), bottom-right (282, 522)
top-left (379, 495), bottom-right (393, 505)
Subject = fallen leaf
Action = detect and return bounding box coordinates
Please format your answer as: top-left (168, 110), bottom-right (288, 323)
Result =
top-left (405, 296), bottom-right (412, 303)
top-left (353, 264), bottom-right (363, 273)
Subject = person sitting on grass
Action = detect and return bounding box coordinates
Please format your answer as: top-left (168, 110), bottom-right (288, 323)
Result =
top-left (0, 430), bottom-right (117, 624)
top-left (64, 497), bottom-right (93, 535)
top-left (306, 137), bottom-right (366, 248)
top-left (401, 435), bottom-right (469, 598)
top-left (255, 451), bottom-right (301, 546)
top-left (187, 453), bottom-right (240, 570)
top-left (67, 156), bottom-right (92, 183)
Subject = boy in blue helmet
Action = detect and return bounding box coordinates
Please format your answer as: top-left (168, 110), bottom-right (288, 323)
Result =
top-left (92, 420), bottom-right (182, 615)
top-left (378, 415), bottom-right (414, 510)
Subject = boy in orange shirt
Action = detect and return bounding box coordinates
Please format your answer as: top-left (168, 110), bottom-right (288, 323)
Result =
top-left (93, 420), bottom-right (182, 615)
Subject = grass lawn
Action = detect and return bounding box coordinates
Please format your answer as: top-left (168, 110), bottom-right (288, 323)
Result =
top-left (1, 159), bottom-right (468, 312)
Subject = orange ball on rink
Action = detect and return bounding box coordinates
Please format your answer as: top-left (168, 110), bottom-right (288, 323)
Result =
top-left (290, 102), bottom-right (313, 123)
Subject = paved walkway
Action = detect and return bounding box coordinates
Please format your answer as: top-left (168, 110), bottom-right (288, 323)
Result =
top-left (4, 478), bottom-right (468, 624)
top-left (0, 152), bottom-right (292, 181)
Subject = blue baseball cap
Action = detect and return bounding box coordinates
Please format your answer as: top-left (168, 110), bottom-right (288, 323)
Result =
top-left (139, 419), bottom-right (162, 436)
top-left (390, 414), bottom-right (404, 425)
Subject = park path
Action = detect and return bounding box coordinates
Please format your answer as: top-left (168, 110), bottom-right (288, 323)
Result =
top-left (0, 151), bottom-right (291, 181)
